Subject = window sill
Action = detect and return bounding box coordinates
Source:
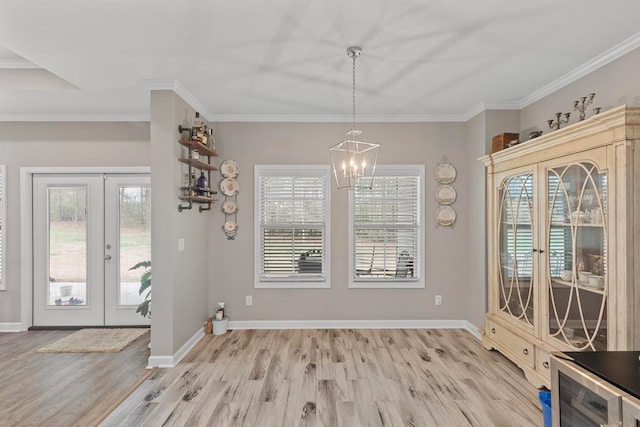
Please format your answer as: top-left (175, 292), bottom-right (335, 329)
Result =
top-left (255, 281), bottom-right (331, 289)
top-left (349, 281), bottom-right (424, 289)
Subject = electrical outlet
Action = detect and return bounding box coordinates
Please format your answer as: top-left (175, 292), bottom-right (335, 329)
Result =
top-left (246, 295), bottom-right (253, 306)
top-left (178, 238), bottom-right (184, 251)
top-left (435, 295), bottom-right (442, 306)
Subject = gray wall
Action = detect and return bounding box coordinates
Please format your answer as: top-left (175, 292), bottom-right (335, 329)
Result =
top-left (0, 122), bottom-right (150, 323)
top-left (150, 91), bottom-right (211, 356)
top-left (210, 121), bottom-right (482, 322)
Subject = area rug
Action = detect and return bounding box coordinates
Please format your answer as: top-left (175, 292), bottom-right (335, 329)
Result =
top-left (37, 328), bottom-right (149, 353)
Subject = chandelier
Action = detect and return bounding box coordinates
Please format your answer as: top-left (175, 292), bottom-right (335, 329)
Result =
top-left (329, 46), bottom-right (380, 190)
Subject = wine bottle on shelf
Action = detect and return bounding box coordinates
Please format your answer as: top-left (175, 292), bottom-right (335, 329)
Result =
top-left (191, 112), bottom-right (202, 141)
top-left (196, 171), bottom-right (208, 196)
top-left (190, 171), bottom-right (197, 196)
top-left (199, 124), bottom-right (208, 147)
top-left (182, 173), bottom-right (191, 196)
top-left (208, 128), bottom-right (216, 152)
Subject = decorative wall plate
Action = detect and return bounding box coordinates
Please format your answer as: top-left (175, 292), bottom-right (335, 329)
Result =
top-left (220, 160), bottom-right (240, 178)
top-left (436, 163), bottom-right (457, 184)
top-left (435, 185), bottom-right (456, 205)
top-left (223, 220), bottom-right (238, 233)
top-left (222, 200), bottom-right (238, 214)
top-left (435, 206), bottom-right (456, 226)
top-left (220, 178), bottom-right (239, 196)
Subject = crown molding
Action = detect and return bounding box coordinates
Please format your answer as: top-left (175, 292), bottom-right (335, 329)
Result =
top-left (0, 59), bottom-right (41, 69)
top-left (520, 31), bottom-right (640, 108)
top-left (459, 101), bottom-right (520, 121)
top-left (138, 79), bottom-right (214, 121)
top-left (0, 114), bottom-right (149, 122)
top-left (213, 113), bottom-right (467, 123)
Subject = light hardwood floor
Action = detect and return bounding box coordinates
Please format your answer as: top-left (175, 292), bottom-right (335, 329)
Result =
top-left (0, 329), bottom-right (151, 427)
top-left (102, 329), bottom-right (542, 426)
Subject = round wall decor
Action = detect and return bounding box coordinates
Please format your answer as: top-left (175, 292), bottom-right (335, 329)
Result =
top-left (435, 205), bottom-right (456, 226)
top-left (435, 184), bottom-right (456, 205)
top-left (436, 162), bottom-right (457, 184)
top-left (220, 160), bottom-right (240, 178)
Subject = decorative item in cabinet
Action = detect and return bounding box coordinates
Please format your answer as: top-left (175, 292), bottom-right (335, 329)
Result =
top-left (220, 159), bottom-right (239, 239)
top-left (177, 115), bottom-right (218, 213)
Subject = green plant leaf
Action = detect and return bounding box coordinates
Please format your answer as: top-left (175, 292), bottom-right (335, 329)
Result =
top-left (129, 260), bottom-right (151, 271)
top-left (130, 260), bottom-right (151, 319)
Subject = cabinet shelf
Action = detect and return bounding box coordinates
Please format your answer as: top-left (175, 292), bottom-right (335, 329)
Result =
top-left (550, 221), bottom-right (605, 228)
top-left (550, 279), bottom-right (606, 295)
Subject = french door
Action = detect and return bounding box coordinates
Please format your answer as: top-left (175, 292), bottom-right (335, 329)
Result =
top-left (33, 173), bottom-right (151, 326)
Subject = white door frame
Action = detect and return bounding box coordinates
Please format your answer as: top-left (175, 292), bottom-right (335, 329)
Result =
top-left (20, 167), bottom-right (150, 330)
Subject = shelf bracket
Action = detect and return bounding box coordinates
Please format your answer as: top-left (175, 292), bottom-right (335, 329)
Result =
top-left (178, 201), bottom-right (193, 212)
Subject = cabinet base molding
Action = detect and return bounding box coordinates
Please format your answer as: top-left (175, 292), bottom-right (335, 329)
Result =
top-left (482, 331), bottom-right (549, 389)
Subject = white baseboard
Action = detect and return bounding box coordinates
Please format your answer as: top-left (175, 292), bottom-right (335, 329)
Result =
top-left (147, 355), bottom-right (175, 368)
top-left (0, 322), bottom-right (24, 332)
top-left (147, 327), bottom-right (204, 368)
top-left (463, 321), bottom-right (482, 340)
top-left (228, 319), bottom-right (482, 340)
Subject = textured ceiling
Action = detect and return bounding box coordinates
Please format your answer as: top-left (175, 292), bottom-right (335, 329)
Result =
top-left (1, 0), bottom-right (640, 120)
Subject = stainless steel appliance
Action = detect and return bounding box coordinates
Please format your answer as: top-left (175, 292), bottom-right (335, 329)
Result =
top-left (551, 352), bottom-right (640, 426)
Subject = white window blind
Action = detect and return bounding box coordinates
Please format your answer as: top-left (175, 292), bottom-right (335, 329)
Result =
top-left (0, 165), bottom-right (5, 290)
top-left (255, 166), bottom-right (330, 288)
top-left (350, 166), bottom-right (424, 288)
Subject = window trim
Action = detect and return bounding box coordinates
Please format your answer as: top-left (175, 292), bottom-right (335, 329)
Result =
top-left (349, 165), bottom-right (425, 289)
top-left (0, 165), bottom-right (5, 291)
top-left (254, 165), bottom-right (331, 289)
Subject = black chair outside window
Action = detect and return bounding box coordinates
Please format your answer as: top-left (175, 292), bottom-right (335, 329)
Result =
top-left (297, 249), bottom-right (322, 273)
top-left (395, 250), bottom-right (414, 278)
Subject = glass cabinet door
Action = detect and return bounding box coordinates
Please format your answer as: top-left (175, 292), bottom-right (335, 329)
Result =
top-left (556, 370), bottom-right (621, 426)
top-left (547, 161), bottom-right (607, 350)
top-left (498, 172), bottom-right (535, 327)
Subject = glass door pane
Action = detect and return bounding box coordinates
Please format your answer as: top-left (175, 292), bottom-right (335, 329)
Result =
top-left (104, 174), bottom-right (151, 326)
top-left (117, 185), bottom-right (151, 306)
top-left (47, 186), bottom-right (87, 306)
top-left (558, 371), bottom-right (610, 426)
top-left (498, 173), bottom-right (534, 327)
top-left (547, 162), bottom-right (607, 350)
top-left (33, 174), bottom-right (104, 327)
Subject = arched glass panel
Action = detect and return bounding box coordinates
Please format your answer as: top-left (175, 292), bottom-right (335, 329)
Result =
top-left (547, 162), bottom-right (607, 351)
top-left (498, 173), bottom-right (534, 327)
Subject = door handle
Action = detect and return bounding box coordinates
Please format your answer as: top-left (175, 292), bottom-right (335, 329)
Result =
top-left (104, 255), bottom-right (112, 261)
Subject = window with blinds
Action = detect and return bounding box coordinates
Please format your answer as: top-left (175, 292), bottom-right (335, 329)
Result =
top-left (350, 165), bottom-right (424, 288)
top-left (254, 165), bottom-right (330, 288)
top-left (0, 165), bottom-right (5, 290)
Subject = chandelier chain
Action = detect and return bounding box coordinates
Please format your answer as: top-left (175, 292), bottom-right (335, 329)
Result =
top-left (352, 51), bottom-right (357, 131)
